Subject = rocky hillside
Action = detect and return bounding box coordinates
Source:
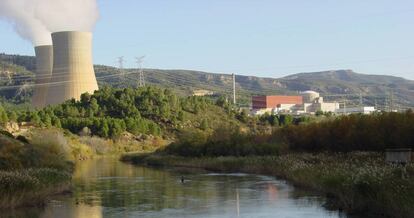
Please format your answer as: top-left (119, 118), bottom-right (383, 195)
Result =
top-left (96, 66), bottom-right (414, 109)
top-left (1, 53), bottom-right (413, 109)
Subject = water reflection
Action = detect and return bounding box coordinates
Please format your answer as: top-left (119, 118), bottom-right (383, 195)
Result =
top-left (2, 158), bottom-right (345, 218)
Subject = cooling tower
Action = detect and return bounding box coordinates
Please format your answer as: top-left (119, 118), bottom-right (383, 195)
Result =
top-left (46, 31), bottom-right (99, 105)
top-left (32, 45), bottom-right (53, 108)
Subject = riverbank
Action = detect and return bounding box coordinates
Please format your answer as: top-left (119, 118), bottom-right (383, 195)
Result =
top-left (121, 152), bottom-right (414, 218)
top-left (0, 168), bottom-right (71, 208)
top-left (0, 129), bottom-right (76, 209)
top-left (0, 125), bottom-right (168, 209)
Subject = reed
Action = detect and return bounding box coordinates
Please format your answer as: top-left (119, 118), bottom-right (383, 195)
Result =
top-left (0, 168), bottom-right (71, 208)
top-left (122, 152), bottom-right (414, 218)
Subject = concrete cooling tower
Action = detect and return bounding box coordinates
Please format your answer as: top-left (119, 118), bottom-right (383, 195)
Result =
top-left (32, 45), bottom-right (53, 108)
top-left (46, 31), bottom-right (99, 105)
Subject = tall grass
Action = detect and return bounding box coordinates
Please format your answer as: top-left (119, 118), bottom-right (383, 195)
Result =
top-left (122, 152), bottom-right (414, 218)
top-left (0, 129), bottom-right (74, 208)
top-left (0, 168), bottom-right (71, 208)
top-left (280, 112), bottom-right (414, 152)
top-left (163, 126), bottom-right (285, 157)
top-left (27, 129), bottom-right (73, 170)
top-left (79, 136), bottom-right (113, 155)
top-left (165, 112), bottom-right (414, 156)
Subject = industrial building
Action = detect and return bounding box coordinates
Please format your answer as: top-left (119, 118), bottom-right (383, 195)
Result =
top-left (252, 95), bottom-right (303, 115)
top-left (39, 31), bottom-right (98, 107)
top-left (251, 91), bottom-right (340, 115)
top-left (32, 45), bottom-right (53, 108)
top-left (299, 91), bottom-right (340, 114)
top-left (337, 106), bottom-right (376, 115)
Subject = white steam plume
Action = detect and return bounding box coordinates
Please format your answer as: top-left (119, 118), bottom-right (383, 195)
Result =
top-left (0, 0), bottom-right (51, 46)
top-left (0, 0), bottom-right (99, 46)
top-left (34, 0), bottom-right (100, 32)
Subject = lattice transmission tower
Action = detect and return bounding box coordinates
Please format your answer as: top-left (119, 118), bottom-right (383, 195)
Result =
top-left (136, 56), bottom-right (146, 87)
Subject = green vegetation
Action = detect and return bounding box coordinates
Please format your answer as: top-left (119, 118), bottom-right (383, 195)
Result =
top-left (0, 61), bottom-right (34, 104)
top-left (123, 111), bottom-right (414, 217)
top-left (281, 111), bottom-right (414, 152)
top-left (163, 111), bottom-right (414, 157)
top-left (163, 126), bottom-right (284, 157)
top-left (1, 86), bottom-right (244, 140)
top-left (0, 53), bottom-right (413, 215)
top-left (0, 129), bottom-right (73, 208)
top-left (0, 168), bottom-right (71, 209)
top-left (2, 53), bottom-right (414, 108)
top-left (122, 152), bottom-right (414, 218)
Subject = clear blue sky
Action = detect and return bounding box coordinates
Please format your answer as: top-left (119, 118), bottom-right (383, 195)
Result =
top-left (1, 0), bottom-right (414, 80)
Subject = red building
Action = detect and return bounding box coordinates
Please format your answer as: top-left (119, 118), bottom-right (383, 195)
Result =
top-left (252, 95), bottom-right (303, 110)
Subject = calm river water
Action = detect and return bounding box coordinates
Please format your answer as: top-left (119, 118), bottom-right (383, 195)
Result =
top-left (6, 158), bottom-right (347, 218)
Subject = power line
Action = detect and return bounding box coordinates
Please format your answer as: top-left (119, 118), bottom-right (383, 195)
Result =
top-left (136, 56), bottom-right (146, 87)
top-left (117, 56), bottom-right (125, 82)
top-left (198, 55), bottom-right (414, 75)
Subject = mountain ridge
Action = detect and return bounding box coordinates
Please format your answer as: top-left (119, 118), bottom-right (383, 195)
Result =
top-left (1, 53), bottom-right (413, 109)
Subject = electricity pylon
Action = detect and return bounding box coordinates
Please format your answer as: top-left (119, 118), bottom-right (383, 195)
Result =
top-left (136, 56), bottom-right (146, 87)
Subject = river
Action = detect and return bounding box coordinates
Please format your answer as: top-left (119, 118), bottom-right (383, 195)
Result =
top-left (6, 158), bottom-right (346, 218)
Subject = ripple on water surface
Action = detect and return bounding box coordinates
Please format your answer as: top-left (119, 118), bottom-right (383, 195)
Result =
top-left (5, 158), bottom-right (346, 218)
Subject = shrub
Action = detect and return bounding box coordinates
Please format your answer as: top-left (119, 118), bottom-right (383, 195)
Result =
top-left (0, 168), bottom-right (71, 208)
top-left (79, 136), bottom-right (113, 155)
top-left (280, 112), bottom-right (414, 152)
top-left (164, 126), bottom-right (282, 157)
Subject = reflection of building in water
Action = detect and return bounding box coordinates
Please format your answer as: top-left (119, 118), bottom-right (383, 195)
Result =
top-left (41, 203), bottom-right (103, 218)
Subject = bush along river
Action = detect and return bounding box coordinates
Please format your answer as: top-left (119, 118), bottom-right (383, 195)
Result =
top-left (4, 158), bottom-right (347, 218)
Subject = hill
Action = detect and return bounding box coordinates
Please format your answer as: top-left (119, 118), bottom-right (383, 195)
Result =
top-left (0, 53), bottom-right (413, 109)
top-left (280, 70), bottom-right (414, 109)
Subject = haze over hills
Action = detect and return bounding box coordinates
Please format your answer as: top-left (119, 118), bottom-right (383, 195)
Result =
top-left (1, 53), bottom-right (413, 109)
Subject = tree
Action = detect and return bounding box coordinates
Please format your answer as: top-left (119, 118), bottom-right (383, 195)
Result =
top-left (43, 114), bottom-right (52, 127)
top-left (110, 120), bottom-right (124, 138)
top-left (269, 115), bottom-right (279, 126)
top-left (52, 116), bottom-right (61, 128)
top-left (90, 98), bottom-right (99, 114)
top-left (194, 104), bottom-right (201, 114)
top-left (7, 111), bottom-right (17, 122)
top-left (236, 109), bottom-right (249, 123)
top-left (200, 119), bottom-right (209, 130)
top-left (216, 96), bottom-right (227, 107)
top-left (80, 93), bottom-right (91, 105)
top-left (279, 114), bottom-right (293, 126)
top-left (100, 120), bottom-right (109, 138)
top-left (315, 110), bottom-right (324, 116)
top-left (29, 112), bottom-right (41, 126)
top-left (0, 105), bottom-right (8, 125)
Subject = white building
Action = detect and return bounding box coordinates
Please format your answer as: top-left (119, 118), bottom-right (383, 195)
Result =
top-left (337, 106), bottom-right (376, 115)
top-left (300, 92), bottom-right (339, 114)
top-left (250, 91), bottom-right (378, 116)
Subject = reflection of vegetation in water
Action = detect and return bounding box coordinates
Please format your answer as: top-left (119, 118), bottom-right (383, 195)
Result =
top-left (69, 158), bottom-right (317, 214)
top-left (71, 159), bottom-right (224, 210)
top-left (2, 157), bottom-right (338, 218)
top-left (124, 153), bottom-right (414, 218)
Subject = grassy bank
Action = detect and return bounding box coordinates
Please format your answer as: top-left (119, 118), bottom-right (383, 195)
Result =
top-left (0, 168), bottom-right (71, 208)
top-left (0, 129), bottom-right (76, 209)
top-left (0, 126), bottom-right (168, 209)
top-left (121, 152), bottom-right (414, 218)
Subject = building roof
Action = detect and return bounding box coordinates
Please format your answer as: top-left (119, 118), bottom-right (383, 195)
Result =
top-left (301, 90), bottom-right (319, 94)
